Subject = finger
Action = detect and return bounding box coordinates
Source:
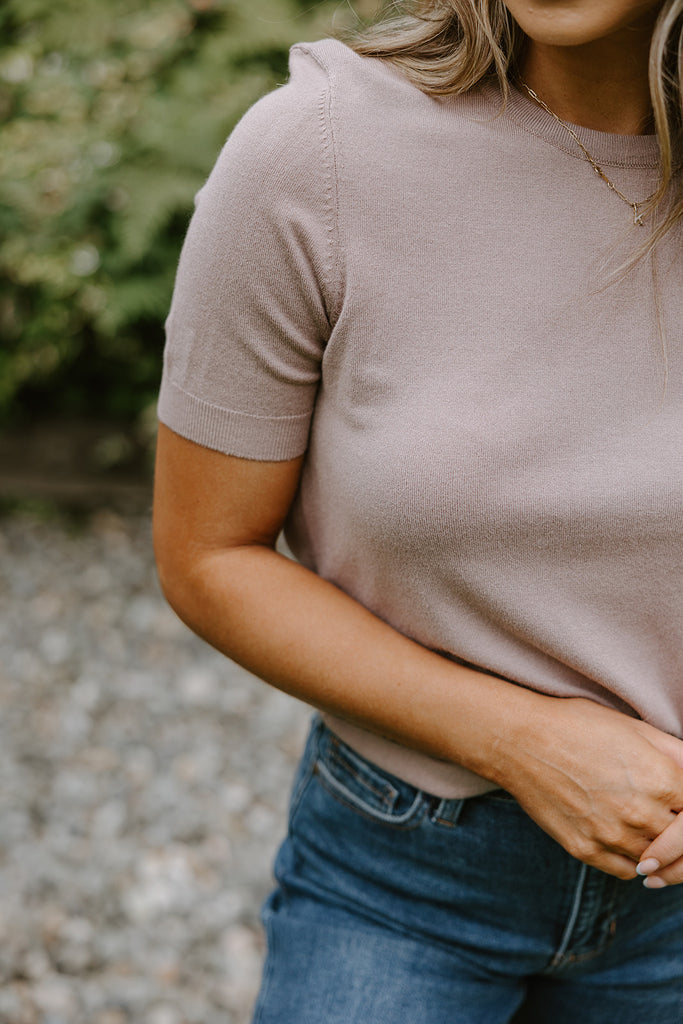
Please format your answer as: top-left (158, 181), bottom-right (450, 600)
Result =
top-left (586, 851), bottom-right (638, 882)
top-left (642, 857), bottom-right (683, 889)
top-left (637, 811), bottom-right (683, 875)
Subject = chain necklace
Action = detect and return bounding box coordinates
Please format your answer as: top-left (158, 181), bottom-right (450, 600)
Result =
top-left (519, 82), bottom-right (658, 227)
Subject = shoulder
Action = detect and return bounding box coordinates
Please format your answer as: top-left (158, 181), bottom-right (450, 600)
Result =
top-left (193, 39), bottom-right (413, 218)
top-left (192, 38), bottom-right (487, 238)
top-left (284, 39), bottom-right (488, 164)
top-left (287, 37), bottom-right (400, 95)
top-left (193, 42), bottom-right (361, 203)
top-left (224, 40), bottom-right (371, 147)
top-left (224, 38), bottom-right (439, 162)
top-left (290, 37), bottom-right (445, 122)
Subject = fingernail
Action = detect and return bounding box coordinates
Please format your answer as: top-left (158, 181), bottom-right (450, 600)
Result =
top-left (643, 876), bottom-right (668, 889)
top-left (636, 858), bottom-right (661, 876)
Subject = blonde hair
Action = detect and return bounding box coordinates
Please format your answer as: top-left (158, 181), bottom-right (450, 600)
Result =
top-left (345, 0), bottom-right (683, 247)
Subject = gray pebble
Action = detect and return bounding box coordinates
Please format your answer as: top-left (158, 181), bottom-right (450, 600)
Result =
top-left (0, 510), bottom-right (311, 1024)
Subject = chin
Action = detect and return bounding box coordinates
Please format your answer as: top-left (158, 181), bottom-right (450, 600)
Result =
top-left (502, 1), bottom-right (664, 48)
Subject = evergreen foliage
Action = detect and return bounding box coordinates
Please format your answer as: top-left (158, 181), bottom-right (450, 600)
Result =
top-left (0, 0), bottom-right (355, 425)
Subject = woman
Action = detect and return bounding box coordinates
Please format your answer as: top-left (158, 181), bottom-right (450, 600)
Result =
top-left (154, 1), bottom-right (683, 1019)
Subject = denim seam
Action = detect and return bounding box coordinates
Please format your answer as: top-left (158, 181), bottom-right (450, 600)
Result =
top-left (251, 902), bottom-right (279, 1024)
top-left (286, 718), bottom-right (324, 833)
top-left (551, 862), bottom-right (588, 967)
top-left (327, 744), bottom-right (396, 807)
top-left (554, 879), bottom-right (623, 967)
top-left (314, 759), bottom-right (425, 826)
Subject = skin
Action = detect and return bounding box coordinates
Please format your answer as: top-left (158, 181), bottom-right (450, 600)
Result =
top-left (154, 0), bottom-right (683, 885)
top-left (504, 0), bottom-right (666, 133)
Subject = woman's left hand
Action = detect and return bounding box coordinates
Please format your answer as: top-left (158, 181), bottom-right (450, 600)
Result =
top-left (637, 813), bottom-right (683, 888)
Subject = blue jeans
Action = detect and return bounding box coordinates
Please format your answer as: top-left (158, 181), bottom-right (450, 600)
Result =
top-left (252, 716), bottom-right (683, 1023)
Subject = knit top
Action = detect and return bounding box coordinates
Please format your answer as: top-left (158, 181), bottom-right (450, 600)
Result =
top-left (158, 38), bottom-right (682, 797)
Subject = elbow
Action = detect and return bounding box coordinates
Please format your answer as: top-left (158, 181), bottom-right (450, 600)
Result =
top-left (154, 550), bottom-right (183, 616)
top-left (152, 515), bottom-right (199, 626)
top-left (153, 542), bottom-right (219, 644)
top-left (154, 543), bottom-right (189, 624)
top-left (152, 517), bottom-right (246, 644)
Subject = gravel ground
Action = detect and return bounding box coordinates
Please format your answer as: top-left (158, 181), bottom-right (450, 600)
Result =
top-left (0, 506), bottom-right (311, 1024)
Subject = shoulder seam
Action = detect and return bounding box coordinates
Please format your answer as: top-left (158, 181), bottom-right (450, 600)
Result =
top-left (294, 44), bottom-right (344, 325)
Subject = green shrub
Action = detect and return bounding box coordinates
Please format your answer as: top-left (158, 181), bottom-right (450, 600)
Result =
top-left (0, 0), bottom-right (350, 425)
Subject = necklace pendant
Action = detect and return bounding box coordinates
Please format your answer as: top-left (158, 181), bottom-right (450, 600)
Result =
top-left (633, 204), bottom-right (644, 227)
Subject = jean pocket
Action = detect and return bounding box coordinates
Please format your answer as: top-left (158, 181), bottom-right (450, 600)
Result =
top-left (313, 724), bottom-right (426, 827)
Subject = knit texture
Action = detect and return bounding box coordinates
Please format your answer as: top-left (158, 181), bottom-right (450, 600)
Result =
top-left (159, 39), bottom-right (682, 797)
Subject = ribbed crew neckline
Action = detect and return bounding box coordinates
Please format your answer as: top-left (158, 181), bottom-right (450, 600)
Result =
top-left (479, 78), bottom-right (661, 169)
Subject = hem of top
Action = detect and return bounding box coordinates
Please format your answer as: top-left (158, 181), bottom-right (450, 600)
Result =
top-left (157, 380), bottom-right (311, 461)
top-left (322, 712), bottom-right (500, 800)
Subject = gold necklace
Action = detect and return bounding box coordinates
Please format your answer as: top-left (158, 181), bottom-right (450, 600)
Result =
top-left (519, 82), bottom-right (658, 227)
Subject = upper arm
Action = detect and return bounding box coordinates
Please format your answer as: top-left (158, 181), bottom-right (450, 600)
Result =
top-left (158, 53), bottom-right (335, 465)
top-left (154, 56), bottom-right (334, 589)
top-left (153, 423), bottom-right (303, 589)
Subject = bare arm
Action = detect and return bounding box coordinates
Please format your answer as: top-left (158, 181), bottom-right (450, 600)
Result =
top-left (153, 426), bottom-right (528, 775)
top-left (153, 424), bottom-right (683, 881)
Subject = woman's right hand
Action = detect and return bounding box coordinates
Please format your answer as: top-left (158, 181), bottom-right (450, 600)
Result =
top-left (499, 696), bottom-right (683, 880)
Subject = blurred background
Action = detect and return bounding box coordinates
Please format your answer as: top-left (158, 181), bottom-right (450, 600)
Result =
top-left (0, 1), bottom-right (374, 1021)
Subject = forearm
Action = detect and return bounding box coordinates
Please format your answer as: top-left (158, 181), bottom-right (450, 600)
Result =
top-left (158, 539), bottom-right (545, 786)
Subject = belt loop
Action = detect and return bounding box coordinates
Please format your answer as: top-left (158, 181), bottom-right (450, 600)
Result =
top-left (430, 797), bottom-right (466, 828)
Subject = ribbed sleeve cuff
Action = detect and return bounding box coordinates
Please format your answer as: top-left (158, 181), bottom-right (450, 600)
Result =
top-left (157, 380), bottom-right (312, 461)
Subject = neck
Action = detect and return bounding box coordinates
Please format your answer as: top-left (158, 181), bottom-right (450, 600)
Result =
top-left (519, 31), bottom-right (655, 135)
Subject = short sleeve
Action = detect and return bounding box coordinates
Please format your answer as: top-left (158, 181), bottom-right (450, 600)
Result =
top-left (157, 45), bottom-right (340, 460)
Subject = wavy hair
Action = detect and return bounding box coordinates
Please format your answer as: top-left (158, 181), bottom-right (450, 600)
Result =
top-left (345, 0), bottom-right (683, 248)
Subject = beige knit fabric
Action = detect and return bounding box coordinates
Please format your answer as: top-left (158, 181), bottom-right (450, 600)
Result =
top-left (159, 39), bottom-right (682, 797)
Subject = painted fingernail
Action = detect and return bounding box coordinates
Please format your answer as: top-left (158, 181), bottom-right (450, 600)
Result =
top-left (636, 858), bottom-right (661, 876)
top-left (643, 876), bottom-right (668, 889)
